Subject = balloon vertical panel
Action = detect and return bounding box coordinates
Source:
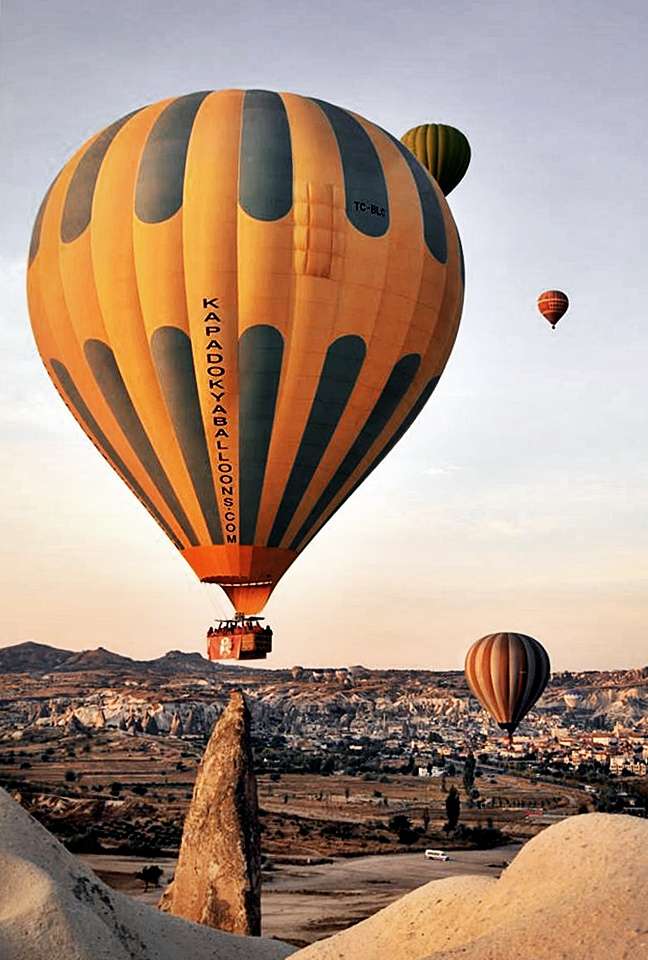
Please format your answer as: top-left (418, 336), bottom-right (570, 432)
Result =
top-left (90, 101), bottom-right (208, 546)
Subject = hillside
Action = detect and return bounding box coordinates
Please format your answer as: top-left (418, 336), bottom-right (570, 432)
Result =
top-left (51, 647), bottom-right (139, 673)
top-left (0, 640), bottom-right (72, 673)
top-left (0, 640), bottom-right (646, 735)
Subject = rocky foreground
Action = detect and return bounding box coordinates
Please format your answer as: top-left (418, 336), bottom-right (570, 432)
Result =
top-left (0, 786), bottom-right (645, 960)
top-left (296, 813), bottom-right (648, 959)
top-left (0, 787), bottom-right (292, 960)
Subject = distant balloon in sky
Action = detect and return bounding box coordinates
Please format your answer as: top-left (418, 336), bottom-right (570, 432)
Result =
top-left (537, 290), bottom-right (569, 329)
top-left (400, 123), bottom-right (471, 195)
top-left (27, 88), bottom-right (465, 658)
top-left (464, 632), bottom-right (551, 740)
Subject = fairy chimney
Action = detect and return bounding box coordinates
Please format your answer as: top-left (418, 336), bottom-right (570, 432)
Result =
top-left (159, 690), bottom-right (260, 935)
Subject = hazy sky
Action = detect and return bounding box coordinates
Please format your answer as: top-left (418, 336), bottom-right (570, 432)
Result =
top-left (2, 0), bottom-right (647, 670)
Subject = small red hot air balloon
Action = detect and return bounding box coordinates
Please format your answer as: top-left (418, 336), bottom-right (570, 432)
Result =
top-left (537, 290), bottom-right (569, 329)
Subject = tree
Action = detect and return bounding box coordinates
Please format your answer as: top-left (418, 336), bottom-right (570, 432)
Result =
top-left (422, 806), bottom-right (430, 833)
top-left (463, 753), bottom-right (476, 796)
top-left (446, 762), bottom-right (456, 777)
top-left (64, 769), bottom-right (77, 782)
top-left (388, 814), bottom-right (411, 835)
top-left (388, 814), bottom-right (418, 845)
top-left (322, 756), bottom-right (336, 775)
top-left (445, 786), bottom-right (461, 831)
top-left (110, 781), bottom-right (123, 797)
top-left (595, 786), bottom-right (624, 813)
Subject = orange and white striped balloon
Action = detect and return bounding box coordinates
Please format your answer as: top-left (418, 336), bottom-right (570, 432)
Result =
top-left (465, 632), bottom-right (550, 737)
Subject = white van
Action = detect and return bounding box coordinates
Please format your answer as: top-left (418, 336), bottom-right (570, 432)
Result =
top-left (424, 849), bottom-right (449, 861)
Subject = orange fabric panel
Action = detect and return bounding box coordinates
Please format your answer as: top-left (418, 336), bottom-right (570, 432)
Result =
top-left (252, 93), bottom-right (344, 545)
top-left (91, 101), bottom-right (209, 542)
top-left (28, 141), bottom-right (188, 546)
top-left (291, 195), bottom-right (463, 555)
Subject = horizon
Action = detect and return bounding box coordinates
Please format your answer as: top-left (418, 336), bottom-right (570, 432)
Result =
top-left (2, 637), bottom-right (646, 675)
top-left (2, 1), bottom-right (647, 672)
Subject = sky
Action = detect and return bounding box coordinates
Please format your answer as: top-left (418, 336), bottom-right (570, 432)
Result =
top-left (1, 0), bottom-right (647, 671)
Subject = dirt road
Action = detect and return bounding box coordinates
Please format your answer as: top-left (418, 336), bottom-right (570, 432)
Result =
top-left (80, 842), bottom-right (521, 946)
top-left (261, 845), bottom-right (520, 943)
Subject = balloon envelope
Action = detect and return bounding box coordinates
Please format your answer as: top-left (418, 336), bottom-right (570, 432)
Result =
top-left (537, 290), bottom-right (569, 328)
top-left (400, 124), bottom-right (471, 195)
top-left (28, 89), bottom-right (464, 615)
top-left (464, 632), bottom-right (550, 736)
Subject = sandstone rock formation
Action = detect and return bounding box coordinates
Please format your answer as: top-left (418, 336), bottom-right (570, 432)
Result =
top-left (293, 812), bottom-right (648, 960)
top-left (1, 638), bottom-right (645, 739)
top-left (160, 690), bottom-right (261, 935)
top-left (65, 713), bottom-right (89, 736)
top-left (0, 787), bottom-right (293, 960)
top-left (143, 712), bottom-right (159, 735)
top-left (170, 712), bottom-right (184, 737)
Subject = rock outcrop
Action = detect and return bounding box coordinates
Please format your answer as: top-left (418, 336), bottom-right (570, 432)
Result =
top-left (1, 638), bottom-right (646, 738)
top-left (160, 690), bottom-right (261, 935)
top-left (170, 712), bottom-right (184, 737)
top-left (65, 713), bottom-right (89, 736)
top-left (0, 787), bottom-right (293, 960)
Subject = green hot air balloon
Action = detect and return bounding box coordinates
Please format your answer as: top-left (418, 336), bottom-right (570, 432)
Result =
top-left (401, 124), bottom-right (471, 195)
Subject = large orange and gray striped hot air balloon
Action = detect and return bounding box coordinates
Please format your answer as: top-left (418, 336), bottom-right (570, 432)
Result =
top-left (400, 124), bottom-right (471, 196)
top-left (464, 632), bottom-right (551, 741)
top-left (27, 89), bottom-right (464, 657)
top-left (537, 289), bottom-right (569, 329)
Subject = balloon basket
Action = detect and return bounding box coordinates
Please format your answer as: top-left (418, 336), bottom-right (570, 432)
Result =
top-left (207, 615), bottom-right (273, 661)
